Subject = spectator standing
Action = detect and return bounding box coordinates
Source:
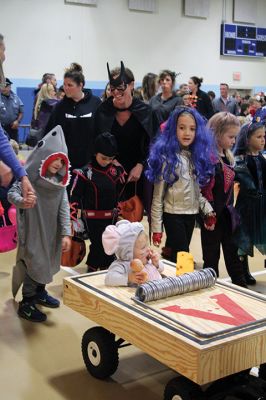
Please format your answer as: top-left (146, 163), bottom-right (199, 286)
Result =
top-left (45, 63), bottom-right (101, 171)
top-left (31, 73), bottom-right (57, 126)
top-left (0, 78), bottom-right (24, 142)
top-left (248, 96), bottom-right (262, 118)
top-left (207, 90), bottom-right (216, 102)
top-left (0, 32), bottom-right (35, 206)
top-left (32, 83), bottom-right (58, 132)
top-left (141, 73), bottom-right (158, 103)
top-left (213, 83), bottom-right (239, 115)
top-left (34, 73), bottom-right (57, 97)
top-left (177, 83), bottom-right (189, 96)
top-left (188, 76), bottom-right (214, 120)
top-left (94, 61), bottom-right (159, 203)
top-left (0, 33), bottom-right (5, 88)
top-left (101, 83), bottom-right (112, 102)
top-left (150, 69), bottom-right (182, 124)
top-left (56, 85), bottom-right (65, 100)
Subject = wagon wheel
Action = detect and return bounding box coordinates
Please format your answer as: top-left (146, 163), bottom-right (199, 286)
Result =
top-left (259, 363), bottom-right (266, 381)
top-left (81, 326), bottom-right (119, 379)
top-left (164, 376), bottom-right (202, 400)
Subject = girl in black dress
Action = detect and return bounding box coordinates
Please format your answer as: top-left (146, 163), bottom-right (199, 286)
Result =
top-left (234, 121), bottom-right (266, 284)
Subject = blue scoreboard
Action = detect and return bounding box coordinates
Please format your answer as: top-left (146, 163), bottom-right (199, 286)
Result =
top-left (220, 23), bottom-right (266, 57)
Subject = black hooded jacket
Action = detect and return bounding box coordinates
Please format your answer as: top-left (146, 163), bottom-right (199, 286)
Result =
top-left (45, 90), bottom-right (101, 169)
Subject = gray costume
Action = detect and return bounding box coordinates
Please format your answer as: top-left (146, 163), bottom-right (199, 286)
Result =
top-left (103, 220), bottom-right (164, 286)
top-left (8, 125), bottom-right (71, 296)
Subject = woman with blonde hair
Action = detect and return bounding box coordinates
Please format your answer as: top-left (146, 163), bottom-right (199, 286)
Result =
top-left (33, 83), bottom-right (57, 123)
top-left (28, 83), bottom-right (58, 147)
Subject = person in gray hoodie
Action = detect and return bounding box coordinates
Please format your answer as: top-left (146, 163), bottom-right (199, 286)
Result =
top-left (103, 219), bottom-right (164, 286)
top-left (8, 125), bottom-right (72, 323)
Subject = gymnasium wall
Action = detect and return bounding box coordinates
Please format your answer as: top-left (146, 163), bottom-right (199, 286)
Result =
top-left (1, 0), bottom-right (266, 132)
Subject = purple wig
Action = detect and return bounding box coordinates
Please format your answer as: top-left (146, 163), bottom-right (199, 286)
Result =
top-left (145, 106), bottom-right (217, 187)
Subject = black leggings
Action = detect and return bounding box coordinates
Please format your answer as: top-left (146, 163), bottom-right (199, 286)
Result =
top-left (163, 213), bottom-right (196, 263)
top-left (201, 209), bottom-right (244, 280)
top-left (86, 218), bottom-right (115, 269)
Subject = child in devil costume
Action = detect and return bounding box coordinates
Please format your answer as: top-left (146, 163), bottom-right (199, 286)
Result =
top-left (70, 132), bottom-right (125, 272)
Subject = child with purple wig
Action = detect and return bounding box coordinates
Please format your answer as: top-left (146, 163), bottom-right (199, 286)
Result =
top-left (146, 106), bottom-right (216, 263)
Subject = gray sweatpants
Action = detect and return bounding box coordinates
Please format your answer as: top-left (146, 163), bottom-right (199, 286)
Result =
top-left (22, 272), bottom-right (44, 299)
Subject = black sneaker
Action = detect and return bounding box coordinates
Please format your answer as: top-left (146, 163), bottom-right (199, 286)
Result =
top-left (18, 301), bottom-right (47, 323)
top-left (231, 278), bottom-right (248, 288)
top-left (35, 290), bottom-right (60, 308)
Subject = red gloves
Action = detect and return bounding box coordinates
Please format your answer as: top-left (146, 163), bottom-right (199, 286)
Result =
top-left (152, 232), bottom-right (163, 246)
top-left (204, 214), bottom-right (217, 228)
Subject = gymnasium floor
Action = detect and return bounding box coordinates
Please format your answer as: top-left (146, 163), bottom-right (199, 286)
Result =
top-left (1, 224), bottom-right (266, 400)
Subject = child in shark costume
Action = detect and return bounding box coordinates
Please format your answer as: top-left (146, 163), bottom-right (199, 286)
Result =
top-left (8, 125), bottom-right (72, 322)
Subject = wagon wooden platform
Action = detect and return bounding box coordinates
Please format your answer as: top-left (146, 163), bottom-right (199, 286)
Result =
top-left (63, 263), bottom-right (266, 398)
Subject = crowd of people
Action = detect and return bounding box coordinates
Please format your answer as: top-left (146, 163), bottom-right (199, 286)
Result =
top-left (1, 32), bottom-right (266, 328)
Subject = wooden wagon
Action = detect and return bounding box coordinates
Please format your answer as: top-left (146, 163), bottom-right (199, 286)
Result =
top-left (63, 263), bottom-right (266, 399)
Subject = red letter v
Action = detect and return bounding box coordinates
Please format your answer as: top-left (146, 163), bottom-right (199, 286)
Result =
top-left (162, 293), bottom-right (256, 326)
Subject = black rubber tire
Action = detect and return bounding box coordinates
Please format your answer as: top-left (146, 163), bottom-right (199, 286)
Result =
top-left (259, 363), bottom-right (266, 381)
top-left (164, 376), bottom-right (202, 400)
top-left (81, 327), bottom-right (119, 379)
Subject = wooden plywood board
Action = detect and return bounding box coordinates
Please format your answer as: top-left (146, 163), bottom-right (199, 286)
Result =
top-left (63, 266), bottom-right (266, 385)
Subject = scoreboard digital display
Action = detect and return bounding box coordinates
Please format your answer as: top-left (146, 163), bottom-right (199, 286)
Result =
top-left (220, 23), bottom-right (266, 57)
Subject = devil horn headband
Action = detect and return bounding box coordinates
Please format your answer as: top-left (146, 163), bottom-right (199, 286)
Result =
top-left (107, 61), bottom-right (129, 86)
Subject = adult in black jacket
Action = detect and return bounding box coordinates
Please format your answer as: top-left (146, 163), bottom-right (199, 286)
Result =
top-left (188, 76), bottom-right (214, 120)
top-left (45, 63), bottom-right (101, 169)
top-left (94, 61), bottom-right (159, 202)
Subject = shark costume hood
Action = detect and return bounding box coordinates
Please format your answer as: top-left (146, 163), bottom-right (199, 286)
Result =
top-left (102, 220), bottom-right (144, 260)
top-left (10, 125), bottom-right (71, 297)
top-left (25, 125), bottom-right (70, 187)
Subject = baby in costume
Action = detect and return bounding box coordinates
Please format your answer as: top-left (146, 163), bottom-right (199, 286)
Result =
top-left (103, 220), bottom-right (164, 286)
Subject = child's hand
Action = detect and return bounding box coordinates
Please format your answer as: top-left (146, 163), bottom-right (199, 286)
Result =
top-left (148, 248), bottom-right (160, 268)
top-left (21, 176), bottom-right (36, 207)
top-left (127, 163), bottom-right (143, 182)
top-left (128, 271), bottom-right (147, 285)
top-left (112, 159), bottom-right (127, 183)
top-left (22, 191), bottom-right (37, 208)
top-left (204, 212), bottom-right (216, 231)
top-left (62, 236), bottom-right (72, 252)
top-left (152, 232), bottom-right (162, 247)
top-left (72, 219), bottom-right (85, 233)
